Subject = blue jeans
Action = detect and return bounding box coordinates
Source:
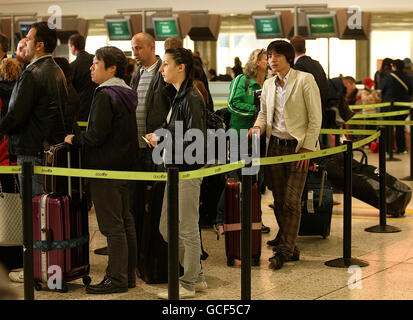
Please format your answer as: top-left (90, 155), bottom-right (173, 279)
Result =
top-left (17, 155), bottom-right (44, 196)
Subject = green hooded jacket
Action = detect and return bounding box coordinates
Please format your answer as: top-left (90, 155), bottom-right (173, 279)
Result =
top-left (227, 74), bottom-right (261, 135)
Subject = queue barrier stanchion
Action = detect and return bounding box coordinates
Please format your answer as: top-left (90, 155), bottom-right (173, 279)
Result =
top-left (167, 167), bottom-right (179, 300)
top-left (401, 106), bottom-right (413, 181)
top-left (241, 171), bottom-right (252, 301)
top-left (325, 141), bottom-right (369, 268)
top-left (22, 161), bottom-right (34, 300)
top-left (387, 103), bottom-right (402, 162)
top-left (365, 127), bottom-right (402, 234)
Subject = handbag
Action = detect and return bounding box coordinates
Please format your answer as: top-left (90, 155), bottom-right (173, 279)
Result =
top-left (0, 176), bottom-right (22, 246)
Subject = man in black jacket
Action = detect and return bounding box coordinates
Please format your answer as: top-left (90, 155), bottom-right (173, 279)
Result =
top-left (0, 22), bottom-right (68, 196)
top-left (291, 36), bottom-right (329, 127)
top-left (69, 33), bottom-right (98, 121)
top-left (65, 46), bottom-right (138, 294)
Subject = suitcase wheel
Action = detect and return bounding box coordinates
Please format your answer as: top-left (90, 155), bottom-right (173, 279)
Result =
top-left (34, 281), bottom-right (42, 291)
top-left (82, 276), bottom-right (92, 286)
top-left (253, 257), bottom-right (260, 266)
top-left (227, 257), bottom-right (235, 267)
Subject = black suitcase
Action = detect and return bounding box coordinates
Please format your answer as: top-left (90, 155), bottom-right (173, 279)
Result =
top-left (135, 181), bottom-right (184, 284)
top-left (299, 169), bottom-right (334, 238)
top-left (318, 149), bottom-right (412, 217)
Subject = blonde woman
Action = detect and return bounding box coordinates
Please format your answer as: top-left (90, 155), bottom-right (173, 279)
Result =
top-left (215, 49), bottom-right (270, 234)
top-left (227, 49), bottom-right (267, 135)
top-left (0, 58), bottom-right (21, 117)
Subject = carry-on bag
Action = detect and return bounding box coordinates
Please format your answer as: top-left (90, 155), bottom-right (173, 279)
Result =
top-left (33, 145), bottom-right (90, 292)
top-left (224, 177), bottom-right (261, 266)
top-left (318, 149), bottom-right (412, 217)
top-left (43, 143), bottom-right (81, 194)
top-left (299, 169), bottom-right (334, 238)
top-left (135, 181), bottom-right (184, 284)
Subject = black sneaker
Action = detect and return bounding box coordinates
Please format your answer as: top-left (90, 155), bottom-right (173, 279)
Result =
top-left (266, 237), bottom-right (279, 247)
top-left (86, 277), bottom-right (127, 294)
top-left (261, 223), bottom-right (271, 234)
top-left (94, 247), bottom-right (108, 255)
top-left (269, 253), bottom-right (286, 270)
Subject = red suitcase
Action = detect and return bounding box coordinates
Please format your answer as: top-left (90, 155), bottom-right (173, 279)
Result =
top-left (224, 178), bottom-right (262, 266)
top-left (33, 146), bottom-right (90, 292)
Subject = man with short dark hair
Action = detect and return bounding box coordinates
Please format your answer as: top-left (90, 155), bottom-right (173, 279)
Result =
top-left (69, 33), bottom-right (98, 121)
top-left (65, 46), bottom-right (138, 294)
top-left (0, 33), bottom-right (8, 61)
top-left (290, 36), bottom-right (329, 123)
top-left (249, 40), bottom-right (322, 270)
top-left (0, 22), bottom-right (68, 196)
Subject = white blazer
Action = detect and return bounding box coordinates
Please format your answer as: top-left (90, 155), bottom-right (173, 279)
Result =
top-left (254, 68), bottom-right (322, 154)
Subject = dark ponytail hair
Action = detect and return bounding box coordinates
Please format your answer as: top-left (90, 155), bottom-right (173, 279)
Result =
top-left (165, 48), bottom-right (194, 80)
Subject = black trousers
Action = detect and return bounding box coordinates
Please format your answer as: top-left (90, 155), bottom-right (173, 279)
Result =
top-left (89, 178), bottom-right (137, 288)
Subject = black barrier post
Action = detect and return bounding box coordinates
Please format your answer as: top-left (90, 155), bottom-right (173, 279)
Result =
top-left (325, 141), bottom-right (369, 268)
top-left (167, 167), bottom-right (179, 300)
top-left (22, 161), bottom-right (34, 300)
top-left (241, 172), bottom-right (252, 300)
top-left (387, 103), bottom-right (401, 162)
top-left (365, 128), bottom-right (401, 233)
top-left (401, 107), bottom-right (413, 181)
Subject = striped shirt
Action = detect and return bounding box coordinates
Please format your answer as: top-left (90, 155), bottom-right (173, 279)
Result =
top-left (136, 60), bottom-right (159, 148)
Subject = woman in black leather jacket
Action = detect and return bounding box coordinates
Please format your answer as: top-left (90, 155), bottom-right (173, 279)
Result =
top-left (145, 48), bottom-right (207, 299)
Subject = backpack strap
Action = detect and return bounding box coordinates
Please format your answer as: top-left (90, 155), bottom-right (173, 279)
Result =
top-left (390, 73), bottom-right (409, 92)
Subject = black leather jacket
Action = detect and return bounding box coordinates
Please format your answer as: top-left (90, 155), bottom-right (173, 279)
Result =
top-left (0, 56), bottom-right (68, 156)
top-left (72, 82), bottom-right (139, 171)
top-left (130, 58), bottom-right (171, 134)
top-left (162, 78), bottom-right (206, 172)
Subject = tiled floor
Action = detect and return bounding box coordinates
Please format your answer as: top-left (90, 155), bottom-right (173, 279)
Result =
top-left (5, 148), bottom-right (413, 300)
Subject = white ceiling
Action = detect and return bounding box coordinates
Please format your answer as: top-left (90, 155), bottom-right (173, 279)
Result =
top-left (1, 0), bottom-right (413, 19)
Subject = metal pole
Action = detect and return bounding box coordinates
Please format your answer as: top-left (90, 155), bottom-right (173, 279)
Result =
top-left (167, 167), bottom-right (179, 300)
top-left (343, 140), bottom-right (352, 263)
top-left (387, 103), bottom-right (401, 162)
top-left (401, 107), bottom-right (413, 181)
top-left (365, 127), bottom-right (401, 233)
top-left (22, 161), bottom-right (34, 300)
top-left (325, 141), bottom-right (369, 268)
top-left (241, 173), bottom-right (252, 301)
top-left (294, 6), bottom-right (298, 37)
top-left (379, 127), bottom-right (387, 227)
top-left (11, 14), bottom-right (15, 54)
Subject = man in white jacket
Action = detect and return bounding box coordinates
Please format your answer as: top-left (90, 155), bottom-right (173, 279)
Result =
top-left (249, 40), bottom-right (322, 270)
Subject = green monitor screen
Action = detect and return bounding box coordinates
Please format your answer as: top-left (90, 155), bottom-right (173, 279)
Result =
top-left (253, 15), bottom-right (283, 39)
top-left (106, 19), bottom-right (132, 41)
top-left (307, 14), bottom-right (338, 38)
top-left (153, 17), bottom-right (180, 40)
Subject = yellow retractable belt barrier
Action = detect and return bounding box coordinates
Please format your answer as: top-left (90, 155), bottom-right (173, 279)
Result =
top-left (77, 121), bottom-right (88, 127)
top-left (0, 166), bottom-right (22, 174)
top-left (0, 130), bottom-right (377, 181)
top-left (347, 120), bottom-right (413, 126)
top-left (394, 102), bottom-right (413, 107)
top-left (33, 166), bottom-right (168, 181)
top-left (320, 129), bottom-right (377, 135)
top-left (255, 145), bottom-right (348, 167)
top-left (179, 161), bottom-right (245, 180)
top-left (352, 131), bottom-right (381, 149)
top-left (349, 102), bottom-right (390, 110)
top-left (352, 110), bottom-right (410, 119)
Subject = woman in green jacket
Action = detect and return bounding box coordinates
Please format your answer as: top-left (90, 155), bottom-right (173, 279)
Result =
top-left (215, 48), bottom-right (269, 236)
top-left (227, 48), bottom-right (268, 135)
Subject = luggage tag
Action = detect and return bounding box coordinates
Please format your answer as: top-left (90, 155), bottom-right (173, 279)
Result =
top-left (307, 190), bottom-right (315, 213)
